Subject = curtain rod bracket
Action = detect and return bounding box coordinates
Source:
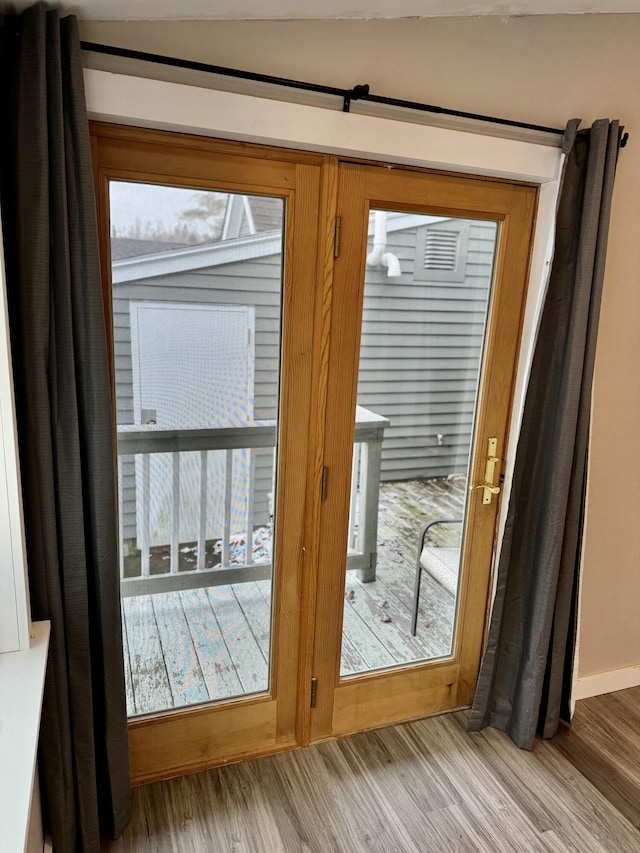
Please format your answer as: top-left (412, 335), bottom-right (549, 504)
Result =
top-left (343, 84), bottom-right (370, 113)
top-left (621, 132), bottom-right (629, 148)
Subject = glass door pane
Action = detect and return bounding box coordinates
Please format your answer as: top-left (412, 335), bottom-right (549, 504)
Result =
top-left (341, 209), bottom-right (497, 677)
top-left (109, 181), bottom-right (284, 715)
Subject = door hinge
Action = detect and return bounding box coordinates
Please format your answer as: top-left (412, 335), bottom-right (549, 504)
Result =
top-left (320, 466), bottom-right (328, 502)
top-left (334, 216), bottom-right (342, 258)
top-left (310, 677), bottom-right (318, 708)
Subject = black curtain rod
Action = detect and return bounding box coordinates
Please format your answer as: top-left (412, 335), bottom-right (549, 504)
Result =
top-left (80, 41), bottom-right (629, 148)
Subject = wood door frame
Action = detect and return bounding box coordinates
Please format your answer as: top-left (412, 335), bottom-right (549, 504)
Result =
top-left (92, 123), bottom-right (538, 782)
top-left (91, 123), bottom-right (325, 783)
top-left (310, 161), bottom-right (538, 742)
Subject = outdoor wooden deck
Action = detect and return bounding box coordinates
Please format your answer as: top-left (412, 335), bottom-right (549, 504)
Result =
top-left (121, 477), bottom-right (467, 717)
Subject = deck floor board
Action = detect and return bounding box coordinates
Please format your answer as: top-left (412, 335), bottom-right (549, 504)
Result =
top-left (180, 588), bottom-right (243, 702)
top-left (122, 478), bottom-right (466, 716)
top-left (123, 596), bottom-right (173, 715)
top-left (205, 585), bottom-right (269, 696)
top-left (343, 575), bottom-right (430, 669)
top-left (152, 592), bottom-right (209, 708)
top-left (120, 604), bottom-right (136, 715)
top-left (230, 581), bottom-right (273, 661)
top-left (343, 573), bottom-right (446, 669)
top-left (341, 600), bottom-right (398, 672)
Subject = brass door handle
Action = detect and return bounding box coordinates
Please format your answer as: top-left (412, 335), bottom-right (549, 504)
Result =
top-left (469, 438), bottom-right (502, 505)
top-left (469, 481), bottom-right (501, 497)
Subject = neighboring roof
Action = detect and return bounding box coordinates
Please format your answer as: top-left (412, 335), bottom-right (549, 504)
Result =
top-left (112, 231), bottom-right (282, 284)
top-left (111, 212), bottom-right (445, 284)
top-left (110, 237), bottom-right (192, 260)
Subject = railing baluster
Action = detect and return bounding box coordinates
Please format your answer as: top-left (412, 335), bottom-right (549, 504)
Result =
top-left (222, 448), bottom-right (233, 567)
top-left (197, 450), bottom-right (207, 571)
top-left (171, 451), bottom-right (180, 575)
top-left (245, 448), bottom-right (255, 566)
top-left (349, 443), bottom-right (360, 551)
top-left (357, 435), bottom-right (382, 583)
top-left (119, 409), bottom-right (388, 592)
top-left (141, 453), bottom-right (150, 577)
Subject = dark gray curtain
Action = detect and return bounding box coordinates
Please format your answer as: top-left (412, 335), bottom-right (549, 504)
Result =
top-left (468, 118), bottom-right (622, 750)
top-left (0, 5), bottom-right (131, 850)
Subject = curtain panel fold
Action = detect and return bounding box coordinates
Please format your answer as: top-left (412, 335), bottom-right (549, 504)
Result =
top-left (468, 118), bottom-right (622, 750)
top-left (0, 4), bottom-right (131, 850)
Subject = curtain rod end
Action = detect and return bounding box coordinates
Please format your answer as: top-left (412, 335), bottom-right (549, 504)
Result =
top-left (620, 131), bottom-right (629, 149)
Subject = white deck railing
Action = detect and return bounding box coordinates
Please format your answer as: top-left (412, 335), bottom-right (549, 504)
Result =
top-left (117, 407), bottom-right (388, 596)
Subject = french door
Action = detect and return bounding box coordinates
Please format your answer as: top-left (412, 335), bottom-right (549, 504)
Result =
top-left (92, 125), bottom-right (536, 783)
top-left (310, 163), bottom-right (536, 740)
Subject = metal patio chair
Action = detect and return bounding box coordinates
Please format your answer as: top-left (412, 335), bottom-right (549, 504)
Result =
top-left (410, 518), bottom-right (462, 636)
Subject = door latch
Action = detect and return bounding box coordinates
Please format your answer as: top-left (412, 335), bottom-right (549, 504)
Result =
top-left (469, 437), bottom-right (502, 505)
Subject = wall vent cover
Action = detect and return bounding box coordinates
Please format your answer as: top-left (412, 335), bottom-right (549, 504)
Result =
top-left (424, 229), bottom-right (459, 271)
top-left (414, 220), bottom-right (470, 283)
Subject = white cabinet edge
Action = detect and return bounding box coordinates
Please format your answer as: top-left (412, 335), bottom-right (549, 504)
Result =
top-left (0, 621), bottom-right (50, 853)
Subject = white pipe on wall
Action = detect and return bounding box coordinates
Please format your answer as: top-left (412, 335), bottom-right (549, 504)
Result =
top-left (366, 211), bottom-right (401, 278)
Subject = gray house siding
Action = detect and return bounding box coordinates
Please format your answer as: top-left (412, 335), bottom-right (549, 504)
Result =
top-left (357, 219), bottom-right (496, 481)
top-left (114, 257), bottom-right (282, 543)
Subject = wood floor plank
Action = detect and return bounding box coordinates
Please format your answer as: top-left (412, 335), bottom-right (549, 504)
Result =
top-left (534, 736), bottom-right (639, 852)
top-left (105, 697), bottom-right (640, 852)
top-left (448, 714), bottom-right (557, 835)
top-left (179, 588), bottom-right (244, 703)
top-left (217, 756), bottom-right (305, 852)
top-left (451, 711), bottom-right (639, 853)
top-left (416, 802), bottom-right (499, 853)
top-left (123, 595), bottom-right (173, 715)
top-left (442, 718), bottom-right (595, 852)
top-left (409, 717), bottom-right (557, 853)
top-left (371, 724), bottom-right (463, 814)
top-left (555, 686), bottom-right (640, 828)
top-left (312, 736), bottom-right (421, 851)
top-left (546, 695), bottom-right (640, 835)
top-left (152, 592), bottom-right (209, 709)
top-left (335, 729), bottom-right (474, 850)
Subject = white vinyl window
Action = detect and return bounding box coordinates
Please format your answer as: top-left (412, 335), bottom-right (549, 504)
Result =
top-left (0, 218), bottom-right (31, 654)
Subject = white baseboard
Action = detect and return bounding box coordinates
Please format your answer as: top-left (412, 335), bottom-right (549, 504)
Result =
top-left (573, 664), bottom-right (640, 701)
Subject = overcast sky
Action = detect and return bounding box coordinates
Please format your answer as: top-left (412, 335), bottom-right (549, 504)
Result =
top-left (109, 180), bottom-right (221, 237)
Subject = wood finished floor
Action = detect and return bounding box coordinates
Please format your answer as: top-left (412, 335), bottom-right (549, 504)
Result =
top-left (104, 691), bottom-right (640, 852)
top-left (122, 478), bottom-right (464, 717)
